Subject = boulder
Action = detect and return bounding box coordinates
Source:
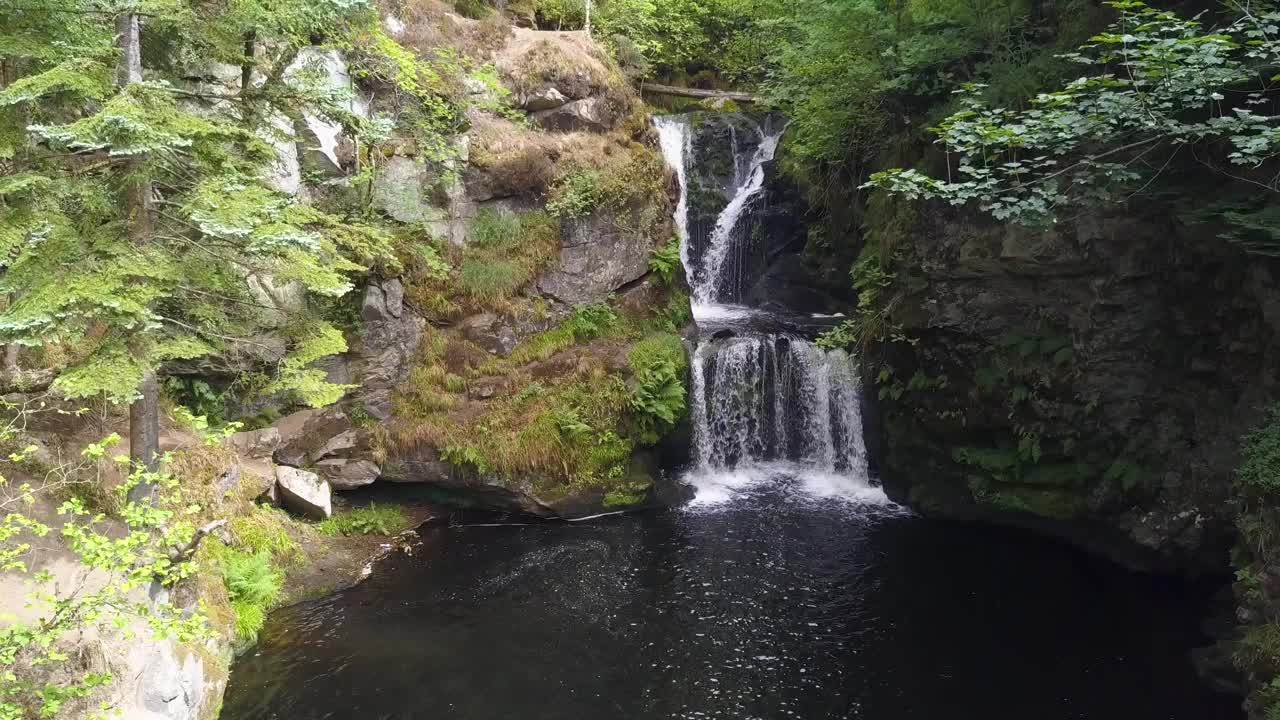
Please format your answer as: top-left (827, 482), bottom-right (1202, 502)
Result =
top-left (371, 156), bottom-right (448, 224)
top-left (360, 278), bottom-right (423, 408)
top-left (274, 408), bottom-right (355, 467)
top-left (460, 312), bottom-right (519, 356)
top-left (518, 87), bottom-right (568, 111)
top-left (531, 97), bottom-right (614, 132)
top-left (537, 208), bottom-right (653, 304)
top-left (315, 458), bottom-right (381, 490)
top-left (275, 466), bottom-right (332, 519)
top-left (214, 464), bottom-right (242, 498)
top-left (229, 427), bottom-right (281, 459)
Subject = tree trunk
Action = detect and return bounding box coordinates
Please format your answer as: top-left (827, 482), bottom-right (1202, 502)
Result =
top-left (128, 372), bottom-right (161, 499)
top-left (117, 12), bottom-right (161, 492)
top-left (3, 345), bottom-right (20, 384)
top-left (639, 83), bottom-right (760, 103)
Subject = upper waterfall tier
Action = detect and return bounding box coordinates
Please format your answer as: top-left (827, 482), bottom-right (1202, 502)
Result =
top-left (654, 114), bottom-right (785, 307)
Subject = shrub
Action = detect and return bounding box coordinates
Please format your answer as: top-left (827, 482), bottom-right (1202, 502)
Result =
top-left (1240, 405), bottom-right (1280, 495)
top-left (627, 333), bottom-right (687, 375)
top-left (317, 503), bottom-right (411, 536)
top-left (228, 506), bottom-right (302, 563)
top-left (566, 302), bottom-right (619, 339)
top-left (649, 236), bottom-right (680, 285)
top-left (628, 359), bottom-right (687, 443)
top-left (455, 209), bottom-right (560, 307)
top-left (546, 170), bottom-right (602, 219)
top-left (452, 0), bottom-right (493, 18)
top-left (468, 208), bottom-right (523, 248)
top-left (458, 257), bottom-right (526, 303)
top-left (218, 548), bottom-right (283, 646)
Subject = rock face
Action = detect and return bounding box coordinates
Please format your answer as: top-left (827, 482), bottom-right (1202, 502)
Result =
top-left (863, 204), bottom-right (1280, 570)
top-left (229, 427), bottom-right (280, 459)
top-left (531, 97), bottom-right (615, 132)
top-left (275, 466), bottom-right (332, 519)
top-left (358, 278), bottom-right (424, 419)
top-left (537, 206), bottom-right (655, 304)
top-left (315, 458), bottom-right (381, 490)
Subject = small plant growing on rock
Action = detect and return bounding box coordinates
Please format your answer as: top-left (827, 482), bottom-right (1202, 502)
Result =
top-left (649, 237), bottom-right (681, 286)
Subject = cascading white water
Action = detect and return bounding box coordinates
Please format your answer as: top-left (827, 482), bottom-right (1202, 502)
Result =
top-left (696, 123), bottom-right (783, 306)
top-left (654, 115), bottom-right (784, 307)
top-left (689, 335), bottom-right (868, 475)
top-left (654, 117), bottom-right (693, 279)
top-left (654, 112), bottom-right (883, 507)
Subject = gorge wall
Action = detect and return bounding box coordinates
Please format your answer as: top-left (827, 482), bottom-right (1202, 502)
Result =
top-left (859, 204), bottom-right (1280, 572)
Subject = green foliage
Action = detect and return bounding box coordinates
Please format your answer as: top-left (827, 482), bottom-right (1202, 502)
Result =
top-left (1240, 405), bottom-right (1280, 495)
top-left (0, 0), bottom-right (453, 417)
top-left (0, 433), bottom-right (213, 719)
top-left (602, 484), bottom-right (648, 509)
top-left (627, 333), bottom-right (687, 375)
top-left (164, 377), bottom-right (226, 426)
top-left (218, 548), bottom-right (282, 646)
top-left (868, 1), bottom-right (1280, 231)
top-left (546, 170), bottom-right (603, 219)
top-left (456, 210), bottom-right (559, 306)
top-left (452, 0), bottom-right (495, 19)
top-left (627, 338), bottom-right (687, 445)
top-left (565, 302), bottom-right (619, 340)
top-left (317, 503), bottom-right (410, 536)
top-left (648, 236), bottom-right (681, 285)
top-left (652, 289), bottom-right (692, 332)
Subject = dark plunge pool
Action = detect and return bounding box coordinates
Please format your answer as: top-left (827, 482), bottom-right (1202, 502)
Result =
top-left (222, 464), bottom-right (1240, 720)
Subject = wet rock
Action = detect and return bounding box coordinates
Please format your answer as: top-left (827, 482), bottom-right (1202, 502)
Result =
top-left (276, 466), bottom-right (332, 519)
top-left (229, 427), bottom-right (280, 459)
top-left (315, 458), bottom-right (381, 490)
top-left (380, 445), bottom-right (453, 484)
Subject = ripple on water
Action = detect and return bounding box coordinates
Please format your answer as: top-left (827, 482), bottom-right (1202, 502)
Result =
top-left (221, 469), bottom-right (1241, 720)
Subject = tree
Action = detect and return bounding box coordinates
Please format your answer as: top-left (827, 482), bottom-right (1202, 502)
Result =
top-left (0, 0), bottom-right (412, 488)
top-left (866, 0), bottom-right (1280, 243)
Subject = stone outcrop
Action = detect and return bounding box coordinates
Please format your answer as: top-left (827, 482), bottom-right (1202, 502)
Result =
top-left (531, 96), bottom-right (615, 132)
top-left (229, 427), bottom-right (280, 460)
top-left (358, 278), bottom-right (424, 419)
top-left (315, 458), bottom-right (381, 490)
top-left (536, 205), bottom-right (656, 304)
top-left (862, 204), bottom-right (1280, 570)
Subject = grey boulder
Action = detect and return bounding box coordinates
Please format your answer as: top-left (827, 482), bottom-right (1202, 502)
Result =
top-left (275, 466), bottom-right (332, 519)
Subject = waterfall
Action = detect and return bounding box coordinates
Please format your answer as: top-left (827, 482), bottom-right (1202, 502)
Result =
top-left (654, 117), bottom-right (692, 273)
top-left (687, 335), bottom-right (868, 475)
top-left (696, 122), bottom-right (783, 306)
top-left (653, 114), bottom-right (784, 307)
top-left (654, 112), bottom-right (881, 506)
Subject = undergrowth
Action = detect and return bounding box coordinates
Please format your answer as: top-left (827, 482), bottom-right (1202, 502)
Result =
top-left (317, 503), bottom-right (411, 536)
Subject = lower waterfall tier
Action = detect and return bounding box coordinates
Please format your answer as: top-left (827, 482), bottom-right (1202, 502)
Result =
top-left (689, 334), bottom-right (869, 475)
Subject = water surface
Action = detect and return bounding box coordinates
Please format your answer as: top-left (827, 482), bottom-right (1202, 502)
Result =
top-left (224, 465), bottom-right (1239, 720)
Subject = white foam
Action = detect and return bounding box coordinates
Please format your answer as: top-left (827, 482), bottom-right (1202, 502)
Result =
top-left (681, 461), bottom-right (899, 510)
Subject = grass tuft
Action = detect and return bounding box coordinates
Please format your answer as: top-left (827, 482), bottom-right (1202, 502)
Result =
top-left (317, 503), bottom-right (412, 536)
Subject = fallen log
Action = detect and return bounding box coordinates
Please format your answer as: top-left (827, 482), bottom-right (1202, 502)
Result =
top-left (639, 82), bottom-right (759, 103)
